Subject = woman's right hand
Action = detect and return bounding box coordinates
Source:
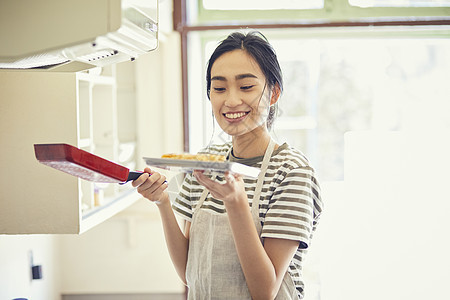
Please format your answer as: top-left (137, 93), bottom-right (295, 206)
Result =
top-left (132, 167), bottom-right (169, 205)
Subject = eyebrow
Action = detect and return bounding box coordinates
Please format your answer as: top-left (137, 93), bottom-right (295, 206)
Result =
top-left (211, 73), bottom-right (258, 81)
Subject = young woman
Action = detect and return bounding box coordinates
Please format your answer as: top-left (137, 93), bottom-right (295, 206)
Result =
top-left (133, 31), bottom-right (323, 299)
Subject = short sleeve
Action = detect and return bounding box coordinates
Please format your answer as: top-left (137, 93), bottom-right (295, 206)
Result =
top-left (172, 173), bottom-right (195, 222)
top-left (261, 166), bottom-right (322, 249)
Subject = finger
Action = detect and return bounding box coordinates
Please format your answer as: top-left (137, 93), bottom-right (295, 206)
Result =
top-left (131, 172), bottom-right (150, 187)
top-left (140, 173), bottom-right (168, 195)
top-left (192, 170), bottom-right (204, 179)
top-left (137, 172), bottom-right (163, 194)
top-left (155, 173), bottom-right (168, 187)
top-left (143, 185), bottom-right (169, 204)
top-left (146, 182), bottom-right (169, 200)
top-left (195, 174), bottom-right (228, 199)
top-left (233, 172), bottom-right (243, 182)
top-left (194, 171), bottom-right (215, 189)
top-left (224, 171), bottom-right (235, 183)
top-left (193, 171), bottom-right (205, 183)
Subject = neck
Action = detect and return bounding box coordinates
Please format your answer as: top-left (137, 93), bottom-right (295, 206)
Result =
top-left (231, 125), bottom-right (272, 158)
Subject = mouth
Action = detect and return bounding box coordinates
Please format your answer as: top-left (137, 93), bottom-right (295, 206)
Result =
top-left (223, 111), bottom-right (249, 121)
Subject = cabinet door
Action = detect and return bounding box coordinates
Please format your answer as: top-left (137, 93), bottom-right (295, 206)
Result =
top-left (0, 71), bottom-right (81, 234)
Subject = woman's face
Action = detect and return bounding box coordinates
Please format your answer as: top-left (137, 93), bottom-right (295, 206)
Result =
top-left (209, 49), bottom-right (273, 137)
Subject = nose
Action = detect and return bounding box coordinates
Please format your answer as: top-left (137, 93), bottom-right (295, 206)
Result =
top-left (224, 88), bottom-right (243, 107)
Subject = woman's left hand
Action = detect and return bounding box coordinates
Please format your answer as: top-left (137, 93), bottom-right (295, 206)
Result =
top-left (193, 170), bottom-right (247, 205)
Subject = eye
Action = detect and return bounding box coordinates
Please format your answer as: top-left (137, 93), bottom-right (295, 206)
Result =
top-left (241, 85), bottom-right (254, 91)
top-left (213, 87), bottom-right (226, 92)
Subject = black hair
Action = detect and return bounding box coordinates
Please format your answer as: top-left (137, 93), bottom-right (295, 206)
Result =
top-left (205, 31), bottom-right (283, 129)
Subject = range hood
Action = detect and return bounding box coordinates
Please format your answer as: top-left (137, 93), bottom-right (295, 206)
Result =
top-left (0, 0), bottom-right (158, 72)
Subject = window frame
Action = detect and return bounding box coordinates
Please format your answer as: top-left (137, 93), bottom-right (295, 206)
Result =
top-left (193, 0), bottom-right (450, 25)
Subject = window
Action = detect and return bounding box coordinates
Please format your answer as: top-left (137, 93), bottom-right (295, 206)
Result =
top-left (349, 0), bottom-right (450, 7)
top-left (178, 1), bottom-right (450, 179)
top-left (202, 0), bottom-right (324, 10)
top-left (186, 0), bottom-right (450, 25)
top-left (187, 29), bottom-right (450, 181)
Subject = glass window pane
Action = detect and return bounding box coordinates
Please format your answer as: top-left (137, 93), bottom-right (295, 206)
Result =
top-left (203, 0), bottom-right (324, 10)
top-left (272, 37), bottom-right (450, 181)
top-left (188, 30), bottom-right (450, 182)
top-left (349, 0), bottom-right (450, 7)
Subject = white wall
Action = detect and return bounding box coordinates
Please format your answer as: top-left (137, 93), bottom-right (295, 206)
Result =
top-left (135, 32), bottom-right (184, 163)
top-left (309, 131), bottom-right (450, 300)
top-left (0, 235), bottom-right (61, 300)
top-left (59, 200), bottom-right (184, 294)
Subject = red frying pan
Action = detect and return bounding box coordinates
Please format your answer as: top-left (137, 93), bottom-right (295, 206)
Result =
top-left (34, 143), bottom-right (142, 183)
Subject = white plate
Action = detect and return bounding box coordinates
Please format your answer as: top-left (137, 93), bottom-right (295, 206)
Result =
top-left (143, 157), bottom-right (261, 179)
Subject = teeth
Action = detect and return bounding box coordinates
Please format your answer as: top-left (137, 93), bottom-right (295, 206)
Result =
top-left (225, 112), bottom-right (247, 119)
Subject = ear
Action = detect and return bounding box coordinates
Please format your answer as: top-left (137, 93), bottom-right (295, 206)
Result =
top-left (270, 83), bottom-right (281, 106)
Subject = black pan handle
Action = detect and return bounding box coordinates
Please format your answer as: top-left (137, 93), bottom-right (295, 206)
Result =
top-left (124, 171), bottom-right (167, 185)
top-left (126, 171), bottom-right (144, 182)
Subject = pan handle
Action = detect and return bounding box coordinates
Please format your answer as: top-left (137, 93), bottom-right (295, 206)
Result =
top-left (123, 171), bottom-right (168, 185)
top-left (126, 171), bottom-right (144, 182)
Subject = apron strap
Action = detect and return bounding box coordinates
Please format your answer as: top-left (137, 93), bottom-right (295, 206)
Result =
top-left (196, 188), bottom-right (209, 213)
top-left (251, 139), bottom-right (276, 217)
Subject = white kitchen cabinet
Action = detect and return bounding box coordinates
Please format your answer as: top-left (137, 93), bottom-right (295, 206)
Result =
top-left (0, 63), bottom-right (141, 234)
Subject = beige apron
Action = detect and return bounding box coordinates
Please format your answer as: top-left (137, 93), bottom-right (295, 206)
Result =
top-left (186, 139), bottom-right (297, 299)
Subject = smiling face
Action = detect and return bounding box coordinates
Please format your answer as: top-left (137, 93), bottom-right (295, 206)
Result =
top-left (209, 49), bottom-right (276, 138)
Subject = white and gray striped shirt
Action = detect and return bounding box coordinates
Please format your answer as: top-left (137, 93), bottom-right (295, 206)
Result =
top-left (172, 142), bottom-right (323, 299)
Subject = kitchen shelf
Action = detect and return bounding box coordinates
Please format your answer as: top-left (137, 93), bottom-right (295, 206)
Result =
top-left (80, 188), bottom-right (142, 233)
top-left (0, 62), bottom-right (141, 234)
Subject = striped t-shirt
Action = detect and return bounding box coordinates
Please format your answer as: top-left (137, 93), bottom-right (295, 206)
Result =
top-left (172, 142), bottom-right (323, 299)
